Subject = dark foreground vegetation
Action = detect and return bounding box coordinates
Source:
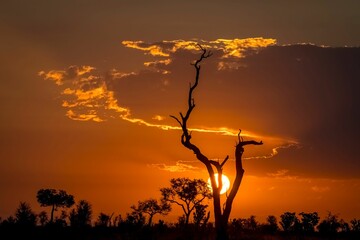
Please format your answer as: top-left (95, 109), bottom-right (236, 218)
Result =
top-left (1, 216), bottom-right (360, 240)
top-left (1, 199), bottom-right (359, 240)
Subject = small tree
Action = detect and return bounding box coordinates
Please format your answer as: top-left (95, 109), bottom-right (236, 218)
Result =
top-left (170, 46), bottom-right (263, 240)
top-left (244, 215), bottom-right (258, 232)
top-left (265, 215), bottom-right (278, 233)
top-left (95, 212), bottom-right (113, 227)
top-left (350, 218), bottom-right (360, 232)
top-left (280, 212), bottom-right (298, 232)
top-left (14, 202), bottom-right (37, 227)
top-left (55, 210), bottom-right (68, 227)
top-left (124, 211), bottom-right (145, 229)
top-left (299, 212), bottom-right (319, 233)
top-left (36, 188), bottom-right (74, 223)
top-left (193, 204), bottom-right (210, 227)
top-left (69, 200), bottom-right (92, 227)
top-left (131, 199), bottom-right (171, 226)
top-left (38, 211), bottom-right (48, 226)
top-left (317, 212), bottom-right (341, 234)
top-left (160, 178), bottom-right (212, 225)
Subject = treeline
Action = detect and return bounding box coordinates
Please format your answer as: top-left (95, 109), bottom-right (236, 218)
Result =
top-left (1, 179), bottom-right (360, 240)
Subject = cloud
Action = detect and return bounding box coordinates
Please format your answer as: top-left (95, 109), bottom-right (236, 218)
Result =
top-left (311, 186), bottom-right (330, 193)
top-left (39, 65), bottom-right (94, 85)
top-left (149, 161), bottom-right (200, 173)
top-left (121, 40), bottom-right (170, 57)
top-left (266, 169), bottom-right (311, 182)
top-left (122, 38), bottom-right (276, 59)
top-left (267, 169), bottom-right (290, 178)
top-left (40, 66), bottom-right (130, 122)
top-left (40, 39), bottom-right (360, 178)
top-left (37, 40), bottom-right (300, 170)
top-left (244, 143), bottom-right (300, 160)
top-left (40, 65), bottom-right (282, 140)
top-left (152, 115), bottom-right (165, 121)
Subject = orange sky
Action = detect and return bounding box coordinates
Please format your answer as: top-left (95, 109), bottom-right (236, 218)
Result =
top-left (1, 0), bottom-right (360, 224)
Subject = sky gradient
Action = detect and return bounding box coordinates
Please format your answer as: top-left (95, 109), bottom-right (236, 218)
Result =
top-left (1, 0), bottom-right (359, 223)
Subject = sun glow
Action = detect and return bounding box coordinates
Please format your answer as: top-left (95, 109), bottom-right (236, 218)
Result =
top-left (208, 173), bottom-right (230, 195)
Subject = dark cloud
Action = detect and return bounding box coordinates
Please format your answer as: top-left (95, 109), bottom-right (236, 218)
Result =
top-left (218, 45), bottom-right (360, 178)
top-left (42, 40), bottom-right (360, 178)
top-left (115, 43), bottom-right (360, 178)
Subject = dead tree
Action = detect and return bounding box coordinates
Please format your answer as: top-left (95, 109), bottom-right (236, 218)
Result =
top-left (170, 45), bottom-right (263, 240)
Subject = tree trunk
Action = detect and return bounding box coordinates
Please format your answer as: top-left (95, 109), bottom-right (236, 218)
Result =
top-left (185, 212), bottom-right (190, 225)
top-left (50, 204), bottom-right (55, 223)
top-left (216, 217), bottom-right (230, 240)
top-left (148, 214), bottom-right (153, 226)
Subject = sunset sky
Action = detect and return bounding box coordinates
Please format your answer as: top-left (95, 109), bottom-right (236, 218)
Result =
top-left (1, 0), bottom-right (360, 223)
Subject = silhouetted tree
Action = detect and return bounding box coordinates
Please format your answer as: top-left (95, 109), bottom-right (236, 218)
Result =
top-left (161, 178), bottom-right (212, 225)
top-left (317, 212), bottom-right (341, 234)
top-left (69, 200), bottom-right (92, 227)
top-left (246, 215), bottom-right (258, 231)
top-left (299, 211), bottom-right (319, 233)
top-left (170, 45), bottom-right (263, 240)
top-left (1, 216), bottom-right (16, 229)
top-left (95, 212), bottom-right (113, 227)
top-left (280, 212), bottom-right (298, 232)
top-left (261, 215), bottom-right (278, 234)
top-left (14, 202), bottom-right (37, 227)
top-left (124, 211), bottom-right (145, 228)
top-left (112, 214), bottom-right (123, 227)
top-left (193, 203), bottom-right (210, 227)
top-left (38, 211), bottom-right (48, 226)
top-left (229, 218), bottom-right (246, 236)
top-left (351, 218), bottom-right (360, 232)
top-left (131, 199), bottom-right (171, 226)
top-left (54, 210), bottom-right (68, 227)
top-left (36, 188), bottom-right (74, 223)
top-left (339, 219), bottom-right (351, 232)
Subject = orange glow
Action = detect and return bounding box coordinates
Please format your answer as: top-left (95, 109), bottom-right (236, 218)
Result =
top-left (208, 173), bottom-right (231, 195)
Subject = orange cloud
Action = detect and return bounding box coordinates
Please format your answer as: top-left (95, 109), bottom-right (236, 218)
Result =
top-left (122, 40), bottom-right (170, 57)
top-left (40, 39), bottom-right (301, 163)
top-left (311, 186), bottom-right (330, 193)
top-left (122, 38), bottom-right (276, 59)
top-left (149, 161), bottom-right (200, 172)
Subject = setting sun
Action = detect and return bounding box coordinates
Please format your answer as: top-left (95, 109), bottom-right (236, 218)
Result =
top-left (208, 173), bottom-right (231, 195)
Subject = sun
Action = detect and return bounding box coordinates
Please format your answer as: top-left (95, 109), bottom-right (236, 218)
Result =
top-left (207, 173), bottom-right (230, 195)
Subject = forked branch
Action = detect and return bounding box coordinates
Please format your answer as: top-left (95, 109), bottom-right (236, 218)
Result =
top-left (170, 46), bottom-right (212, 167)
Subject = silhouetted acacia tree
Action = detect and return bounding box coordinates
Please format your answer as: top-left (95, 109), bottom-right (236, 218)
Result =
top-left (36, 188), bottom-right (74, 223)
top-left (243, 215), bottom-right (258, 232)
top-left (124, 211), bottom-right (145, 229)
top-left (69, 200), bottom-right (92, 227)
top-left (131, 199), bottom-right (171, 226)
top-left (351, 218), bottom-right (360, 232)
top-left (95, 212), bottom-right (113, 227)
top-left (170, 46), bottom-right (263, 240)
top-left (264, 215), bottom-right (278, 233)
top-left (299, 212), bottom-right (319, 233)
top-left (160, 178), bottom-right (212, 225)
top-left (339, 219), bottom-right (351, 233)
top-left (317, 212), bottom-right (341, 234)
top-left (14, 202), bottom-right (37, 227)
top-left (280, 212), bottom-right (298, 232)
top-left (193, 203), bottom-right (210, 227)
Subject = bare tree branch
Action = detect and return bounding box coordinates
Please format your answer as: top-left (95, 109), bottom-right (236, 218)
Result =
top-left (220, 155), bottom-right (229, 168)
